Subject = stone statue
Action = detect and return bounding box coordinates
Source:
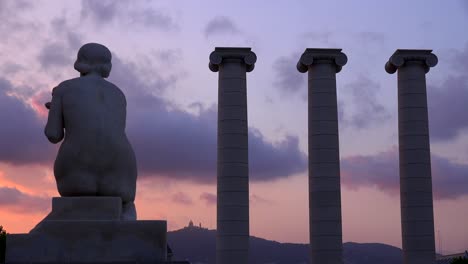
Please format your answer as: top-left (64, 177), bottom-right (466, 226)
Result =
top-left (44, 43), bottom-right (137, 220)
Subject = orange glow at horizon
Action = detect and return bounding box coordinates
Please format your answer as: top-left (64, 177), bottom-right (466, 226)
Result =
top-left (1, 168), bottom-right (467, 254)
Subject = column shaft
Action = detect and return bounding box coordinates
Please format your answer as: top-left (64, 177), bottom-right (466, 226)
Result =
top-left (386, 49), bottom-right (438, 264)
top-left (217, 60), bottom-right (249, 264)
top-left (297, 49), bottom-right (347, 264)
top-left (308, 62), bottom-right (342, 264)
top-left (398, 62), bottom-right (435, 264)
top-left (210, 47), bottom-right (256, 264)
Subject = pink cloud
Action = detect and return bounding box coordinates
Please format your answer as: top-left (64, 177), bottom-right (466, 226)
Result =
top-left (200, 192), bottom-right (216, 206)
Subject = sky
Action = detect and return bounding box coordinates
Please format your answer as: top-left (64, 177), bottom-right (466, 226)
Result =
top-left (0, 0), bottom-right (467, 255)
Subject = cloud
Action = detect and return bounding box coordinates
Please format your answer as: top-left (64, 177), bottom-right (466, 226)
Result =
top-left (38, 42), bottom-right (72, 69)
top-left (0, 186), bottom-right (49, 214)
top-left (341, 148), bottom-right (468, 200)
top-left (0, 1), bottom-right (38, 41)
top-left (460, 0), bottom-right (468, 14)
top-left (1, 36), bottom-right (307, 185)
top-left (250, 194), bottom-right (274, 205)
top-left (198, 193), bottom-right (273, 206)
top-left (271, 42), bottom-right (468, 141)
top-left (342, 75), bottom-right (390, 129)
top-left (0, 79), bottom-right (55, 165)
top-left (271, 61), bottom-right (388, 129)
top-left (272, 53), bottom-right (306, 95)
top-left (428, 76), bottom-right (468, 141)
top-left (341, 149), bottom-right (399, 195)
top-left (108, 55), bottom-right (307, 183)
top-left (204, 16), bottom-right (240, 37)
top-left (153, 49), bottom-right (182, 67)
top-left (0, 62), bottom-right (24, 75)
top-left (111, 55), bottom-right (306, 183)
top-left (302, 31), bottom-right (335, 45)
top-left (96, 48), bottom-right (307, 183)
top-left (37, 16), bottom-right (83, 70)
top-left (80, 0), bottom-right (121, 23)
top-left (426, 43), bottom-right (468, 141)
top-left (171, 192), bottom-right (193, 205)
top-left (80, 0), bottom-right (177, 31)
top-left (355, 32), bottom-right (385, 46)
top-left (200, 192), bottom-right (216, 206)
top-left (249, 132), bottom-right (307, 181)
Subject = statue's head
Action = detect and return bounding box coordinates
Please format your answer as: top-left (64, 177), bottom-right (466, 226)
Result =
top-left (74, 43), bottom-right (112, 78)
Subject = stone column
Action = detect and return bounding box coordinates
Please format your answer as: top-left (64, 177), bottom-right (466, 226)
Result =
top-left (297, 48), bottom-right (347, 264)
top-left (386, 49), bottom-right (438, 264)
top-left (209, 47), bottom-right (256, 264)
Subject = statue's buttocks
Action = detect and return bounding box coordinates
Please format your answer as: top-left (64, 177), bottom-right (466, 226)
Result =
top-left (45, 43), bottom-right (137, 220)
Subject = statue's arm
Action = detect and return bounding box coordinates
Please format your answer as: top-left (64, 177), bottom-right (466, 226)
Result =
top-left (44, 87), bottom-right (64, 144)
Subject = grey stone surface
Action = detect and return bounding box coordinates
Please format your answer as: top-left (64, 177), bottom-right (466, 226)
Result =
top-left (209, 47), bottom-right (256, 264)
top-left (386, 49), bottom-right (437, 264)
top-left (7, 197), bottom-right (168, 263)
top-left (50, 196), bottom-right (122, 220)
top-left (44, 43), bottom-right (137, 220)
top-left (30, 197), bottom-right (122, 233)
top-left (6, 220), bottom-right (167, 263)
top-left (297, 48), bottom-right (347, 264)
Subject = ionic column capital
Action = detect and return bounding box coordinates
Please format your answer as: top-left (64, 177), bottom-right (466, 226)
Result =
top-left (385, 49), bottom-right (438, 74)
top-left (209, 47), bottom-right (257, 72)
top-left (297, 48), bottom-right (348, 73)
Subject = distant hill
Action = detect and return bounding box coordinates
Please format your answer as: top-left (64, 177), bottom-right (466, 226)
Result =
top-left (167, 226), bottom-right (403, 264)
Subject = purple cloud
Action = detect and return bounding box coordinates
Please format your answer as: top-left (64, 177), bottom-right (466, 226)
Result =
top-left (114, 54), bottom-right (307, 182)
top-left (38, 42), bottom-right (73, 69)
top-left (1, 42), bottom-right (307, 184)
top-left (37, 17), bottom-right (83, 70)
top-left (204, 16), bottom-right (240, 37)
top-left (355, 32), bottom-right (385, 46)
top-left (341, 148), bottom-right (468, 200)
top-left (302, 31), bottom-right (335, 45)
top-left (0, 1), bottom-right (37, 40)
top-left (80, 0), bottom-right (177, 31)
top-left (423, 43), bottom-right (468, 141)
top-left (272, 52), bottom-right (306, 95)
top-left (428, 76), bottom-right (468, 141)
top-left (80, 0), bottom-right (121, 23)
top-left (342, 75), bottom-right (391, 129)
top-left (0, 79), bottom-right (55, 165)
top-left (460, 0), bottom-right (468, 15)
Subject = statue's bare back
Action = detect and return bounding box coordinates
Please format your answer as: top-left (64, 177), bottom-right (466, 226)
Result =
top-left (45, 43), bottom-right (137, 220)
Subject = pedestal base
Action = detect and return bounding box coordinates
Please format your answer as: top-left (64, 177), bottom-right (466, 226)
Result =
top-left (5, 197), bottom-right (175, 263)
top-left (6, 220), bottom-right (167, 263)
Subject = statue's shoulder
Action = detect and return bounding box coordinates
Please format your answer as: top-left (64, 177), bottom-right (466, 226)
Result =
top-left (53, 78), bottom-right (81, 95)
top-left (103, 79), bottom-right (127, 100)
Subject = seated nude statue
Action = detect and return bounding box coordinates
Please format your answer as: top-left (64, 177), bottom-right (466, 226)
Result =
top-left (45, 43), bottom-right (137, 220)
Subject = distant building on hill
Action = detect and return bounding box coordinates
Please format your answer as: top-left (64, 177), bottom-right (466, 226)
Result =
top-left (186, 220), bottom-right (208, 230)
top-left (436, 251), bottom-right (468, 264)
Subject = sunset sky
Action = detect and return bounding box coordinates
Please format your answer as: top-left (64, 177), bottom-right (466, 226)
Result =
top-left (0, 0), bottom-right (467, 255)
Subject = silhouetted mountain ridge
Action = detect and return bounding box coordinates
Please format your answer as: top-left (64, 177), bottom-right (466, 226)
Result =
top-left (168, 226), bottom-right (403, 264)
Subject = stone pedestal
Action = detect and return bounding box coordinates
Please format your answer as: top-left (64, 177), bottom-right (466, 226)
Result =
top-left (297, 48), bottom-right (347, 264)
top-left (386, 49), bottom-right (438, 264)
top-left (209, 47), bottom-right (256, 264)
top-left (6, 197), bottom-right (169, 263)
